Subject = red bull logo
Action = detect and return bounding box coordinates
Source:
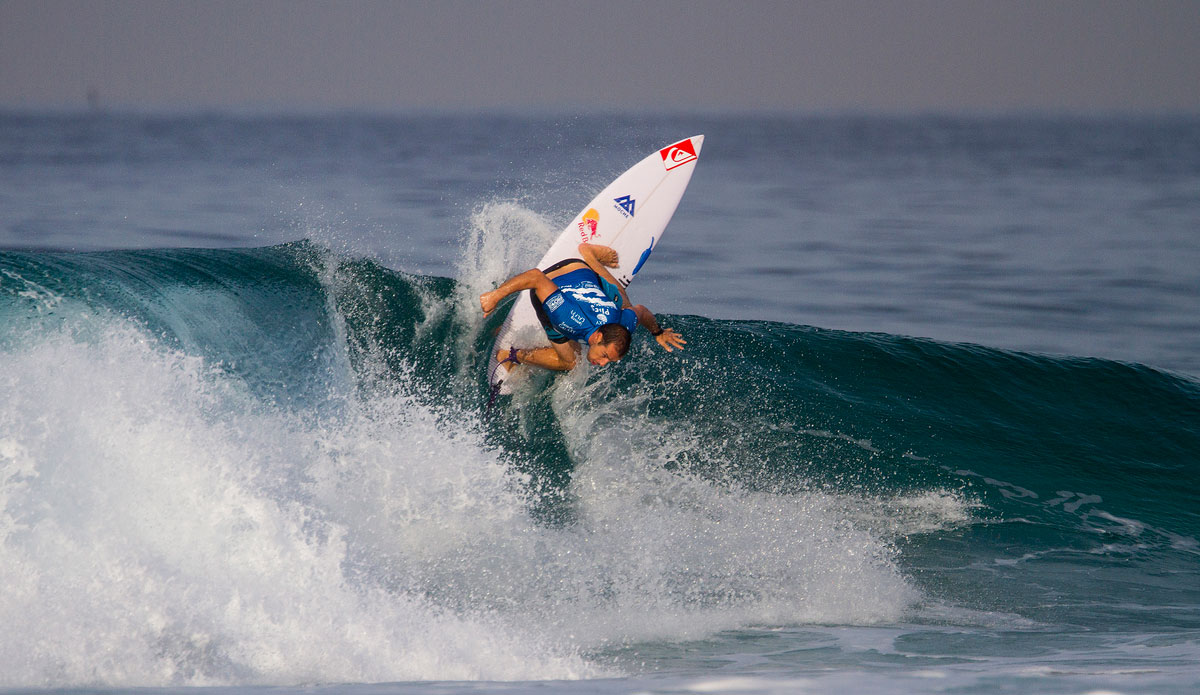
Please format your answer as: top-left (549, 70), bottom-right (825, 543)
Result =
top-left (659, 138), bottom-right (698, 171)
top-left (577, 208), bottom-right (600, 241)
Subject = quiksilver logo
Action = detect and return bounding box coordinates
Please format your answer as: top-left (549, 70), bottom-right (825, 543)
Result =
top-left (659, 139), bottom-right (698, 170)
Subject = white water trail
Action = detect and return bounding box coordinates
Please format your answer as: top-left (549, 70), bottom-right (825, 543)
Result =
top-left (0, 322), bottom-right (593, 687)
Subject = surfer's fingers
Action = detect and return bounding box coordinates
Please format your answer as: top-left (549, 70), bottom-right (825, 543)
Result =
top-left (656, 332), bottom-right (685, 352)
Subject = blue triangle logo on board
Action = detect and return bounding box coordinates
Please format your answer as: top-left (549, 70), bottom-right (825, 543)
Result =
top-left (613, 194), bottom-right (636, 218)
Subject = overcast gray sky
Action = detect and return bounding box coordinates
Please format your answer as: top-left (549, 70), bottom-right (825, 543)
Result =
top-left (2, 0), bottom-right (1198, 113)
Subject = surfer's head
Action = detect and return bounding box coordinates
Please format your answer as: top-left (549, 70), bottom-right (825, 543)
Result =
top-left (586, 324), bottom-right (631, 366)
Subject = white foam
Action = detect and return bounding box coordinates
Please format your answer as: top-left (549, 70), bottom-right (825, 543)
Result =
top-left (454, 200), bottom-right (556, 327)
top-left (0, 323), bottom-right (592, 687)
top-left (520, 376), bottom-right (928, 644)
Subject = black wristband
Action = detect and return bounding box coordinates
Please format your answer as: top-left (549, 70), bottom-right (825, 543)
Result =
top-left (650, 327), bottom-right (664, 336)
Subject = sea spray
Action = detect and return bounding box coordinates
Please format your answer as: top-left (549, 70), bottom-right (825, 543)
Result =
top-left (0, 321), bottom-right (595, 686)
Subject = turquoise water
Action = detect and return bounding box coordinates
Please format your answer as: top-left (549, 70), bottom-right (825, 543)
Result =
top-left (1, 115), bottom-right (1199, 693)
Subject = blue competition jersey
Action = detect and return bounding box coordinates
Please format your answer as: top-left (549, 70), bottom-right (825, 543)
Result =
top-left (539, 268), bottom-right (638, 343)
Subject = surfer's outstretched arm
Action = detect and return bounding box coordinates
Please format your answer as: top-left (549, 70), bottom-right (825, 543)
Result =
top-left (633, 304), bottom-right (686, 352)
top-left (480, 268), bottom-right (559, 316)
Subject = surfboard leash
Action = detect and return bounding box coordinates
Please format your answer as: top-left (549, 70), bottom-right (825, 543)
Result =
top-left (483, 347), bottom-right (521, 421)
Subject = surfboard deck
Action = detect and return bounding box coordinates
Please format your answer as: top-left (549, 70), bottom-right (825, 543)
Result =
top-left (486, 135), bottom-right (704, 395)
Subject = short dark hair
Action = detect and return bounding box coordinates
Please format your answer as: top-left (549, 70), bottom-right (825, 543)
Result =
top-left (597, 324), bottom-right (631, 356)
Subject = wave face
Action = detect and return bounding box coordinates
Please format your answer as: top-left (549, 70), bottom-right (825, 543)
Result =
top-left (1, 241), bottom-right (1198, 687)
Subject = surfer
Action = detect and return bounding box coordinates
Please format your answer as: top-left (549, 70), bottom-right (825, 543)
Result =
top-left (480, 243), bottom-right (686, 372)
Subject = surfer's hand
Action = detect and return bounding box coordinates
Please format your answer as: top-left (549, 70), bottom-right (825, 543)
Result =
top-left (655, 329), bottom-right (686, 352)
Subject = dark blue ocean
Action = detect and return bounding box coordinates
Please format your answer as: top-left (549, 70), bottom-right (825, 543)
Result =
top-left (1, 113), bottom-right (1198, 694)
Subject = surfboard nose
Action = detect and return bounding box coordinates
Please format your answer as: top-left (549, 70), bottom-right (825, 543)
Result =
top-left (690, 134), bottom-right (704, 155)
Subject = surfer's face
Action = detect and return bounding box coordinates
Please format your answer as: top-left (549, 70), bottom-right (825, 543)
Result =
top-left (587, 341), bottom-right (624, 367)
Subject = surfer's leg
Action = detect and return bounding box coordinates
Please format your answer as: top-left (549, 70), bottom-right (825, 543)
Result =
top-left (543, 260), bottom-right (591, 280)
top-left (480, 268), bottom-right (560, 316)
top-left (497, 342), bottom-right (578, 372)
top-left (577, 244), bottom-right (631, 308)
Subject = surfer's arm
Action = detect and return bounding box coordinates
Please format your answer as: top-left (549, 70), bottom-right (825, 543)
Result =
top-left (633, 305), bottom-right (686, 352)
top-left (578, 243), bottom-right (632, 308)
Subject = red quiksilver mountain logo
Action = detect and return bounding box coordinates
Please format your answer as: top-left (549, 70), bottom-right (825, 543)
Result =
top-left (659, 139), bottom-right (698, 171)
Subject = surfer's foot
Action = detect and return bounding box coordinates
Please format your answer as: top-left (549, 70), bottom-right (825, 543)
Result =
top-left (496, 348), bottom-right (518, 372)
top-left (593, 245), bottom-right (619, 267)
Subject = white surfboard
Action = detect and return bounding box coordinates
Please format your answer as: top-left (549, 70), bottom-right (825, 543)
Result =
top-left (487, 135), bottom-right (704, 394)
